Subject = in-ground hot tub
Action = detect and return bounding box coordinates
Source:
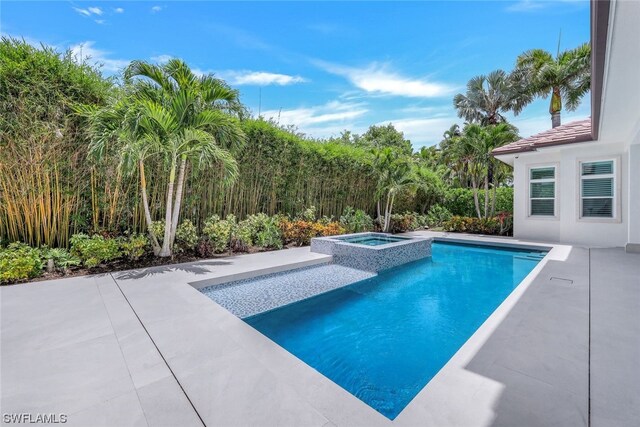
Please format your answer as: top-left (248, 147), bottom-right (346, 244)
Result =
top-left (311, 232), bottom-right (432, 272)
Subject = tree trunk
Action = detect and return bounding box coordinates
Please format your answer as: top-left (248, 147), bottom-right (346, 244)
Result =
top-left (386, 193), bottom-right (396, 232)
top-left (383, 191), bottom-right (392, 232)
top-left (470, 176), bottom-right (482, 218)
top-left (491, 183), bottom-right (498, 217)
top-left (483, 175), bottom-right (489, 218)
top-left (550, 87), bottom-right (562, 128)
top-left (158, 158), bottom-right (176, 257)
top-left (169, 156), bottom-right (187, 249)
top-left (140, 161), bottom-right (161, 255)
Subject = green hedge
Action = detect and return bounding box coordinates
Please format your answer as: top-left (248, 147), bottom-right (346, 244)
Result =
top-left (442, 187), bottom-right (513, 217)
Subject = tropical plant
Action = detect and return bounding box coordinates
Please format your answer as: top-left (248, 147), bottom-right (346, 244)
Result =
top-left (120, 234), bottom-right (149, 261)
top-left (442, 187), bottom-right (513, 217)
top-left (513, 43), bottom-right (591, 127)
top-left (255, 222), bottom-right (283, 249)
top-left (202, 215), bottom-right (235, 253)
top-left (339, 207), bottom-right (374, 233)
top-left (372, 148), bottom-right (417, 232)
top-left (0, 243), bottom-right (44, 283)
top-left (426, 205), bottom-right (453, 228)
top-left (174, 220), bottom-right (198, 252)
top-left (40, 247), bottom-right (81, 271)
top-left (237, 213), bottom-right (283, 250)
top-left (413, 166), bottom-right (445, 214)
top-left (357, 124), bottom-right (413, 155)
top-left (456, 123), bottom-right (518, 218)
top-left (82, 59), bottom-right (245, 257)
top-left (454, 70), bottom-right (529, 126)
top-left (69, 234), bottom-right (121, 268)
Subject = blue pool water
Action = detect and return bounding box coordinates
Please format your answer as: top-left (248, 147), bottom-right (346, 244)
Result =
top-left (338, 235), bottom-right (408, 246)
top-left (245, 242), bottom-right (546, 419)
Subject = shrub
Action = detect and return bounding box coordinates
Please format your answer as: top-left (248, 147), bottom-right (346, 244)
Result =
top-left (234, 221), bottom-right (254, 251)
top-left (236, 213), bottom-right (282, 250)
top-left (202, 215), bottom-right (235, 253)
top-left (120, 234), bottom-right (149, 261)
top-left (239, 214), bottom-right (284, 250)
top-left (496, 211), bottom-right (514, 236)
top-left (443, 187), bottom-right (513, 217)
top-left (0, 242), bottom-right (43, 283)
top-left (339, 207), bottom-right (374, 233)
top-left (414, 214), bottom-right (430, 229)
top-left (426, 205), bottom-right (453, 228)
top-left (443, 216), bottom-right (504, 235)
top-left (255, 222), bottom-right (284, 249)
top-left (40, 247), bottom-right (81, 271)
top-left (70, 234), bottom-right (121, 268)
top-left (196, 238), bottom-right (215, 258)
top-left (388, 212), bottom-right (419, 233)
top-left (297, 206), bottom-right (317, 222)
top-left (318, 222), bottom-right (346, 237)
top-left (443, 216), bottom-right (472, 233)
top-left (149, 221), bottom-right (165, 244)
top-left (175, 220), bottom-right (198, 252)
top-left (280, 219), bottom-right (317, 246)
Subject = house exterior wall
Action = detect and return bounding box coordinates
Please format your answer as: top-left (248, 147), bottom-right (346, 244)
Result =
top-left (507, 0), bottom-right (640, 249)
top-left (512, 140), bottom-right (629, 247)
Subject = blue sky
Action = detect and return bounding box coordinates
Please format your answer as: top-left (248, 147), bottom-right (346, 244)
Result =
top-left (1, 1), bottom-right (590, 147)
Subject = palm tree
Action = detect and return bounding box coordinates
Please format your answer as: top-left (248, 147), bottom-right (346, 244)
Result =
top-left (512, 43), bottom-right (591, 128)
top-left (373, 148), bottom-right (415, 232)
top-left (453, 70), bottom-right (524, 125)
top-left (84, 59), bottom-right (245, 257)
top-left (460, 123), bottom-right (519, 218)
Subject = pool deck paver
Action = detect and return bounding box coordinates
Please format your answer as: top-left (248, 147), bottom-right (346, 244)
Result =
top-left (1, 234), bottom-right (639, 426)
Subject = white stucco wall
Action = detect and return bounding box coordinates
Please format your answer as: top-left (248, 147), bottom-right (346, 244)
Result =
top-left (511, 141), bottom-right (629, 247)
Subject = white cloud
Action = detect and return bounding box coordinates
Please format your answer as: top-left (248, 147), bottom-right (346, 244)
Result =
top-left (506, 0), bottom-right (546, 12)
top-left (316, 60), bottom-right (455, 98)
top-left (70, 41), bottom-right (129, 73)
top-left (73, 6), bottom-right (106, 22)
top-left (260, 101), bottom-right (368, 138)
top-left (506, 0), bottom-right (587, 13)
top-left (73, 7), bottom-right (91, 16)
top-left (376, 117), bottom-right (458, 147)
top-left (151, 6), bottom-right (163, 13)
top-left (225, 71), bottom-right (307, 86)
top-left (114, 8), bottom-right (124, 14)
top-left (151, 54), bottom-right (173, 64)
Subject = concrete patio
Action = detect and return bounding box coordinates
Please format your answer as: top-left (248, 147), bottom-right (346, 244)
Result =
top-left (1, 234), bottom-right (638, 426)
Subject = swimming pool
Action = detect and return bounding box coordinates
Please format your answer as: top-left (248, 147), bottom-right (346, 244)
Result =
top-left (245, 241), bottom-right (547, 419)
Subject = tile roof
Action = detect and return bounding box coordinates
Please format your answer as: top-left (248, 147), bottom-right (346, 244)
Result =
top-left (492, 118), bottom-right (593, 155)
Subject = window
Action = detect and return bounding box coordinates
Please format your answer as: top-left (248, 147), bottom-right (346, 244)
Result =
top-left (580, 160), bottom-right (615, 218)
top-left (529, 166), bottom-right (556, 217)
